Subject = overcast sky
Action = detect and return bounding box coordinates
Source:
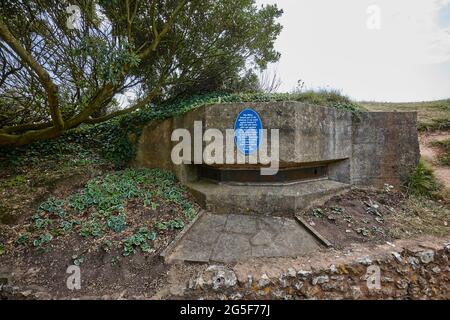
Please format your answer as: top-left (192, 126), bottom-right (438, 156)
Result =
top-left (256, 0), bottom-right (450, 102)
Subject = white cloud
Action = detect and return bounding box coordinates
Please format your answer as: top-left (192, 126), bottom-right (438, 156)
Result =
top-left (257, 0), bottom-right (450, 101)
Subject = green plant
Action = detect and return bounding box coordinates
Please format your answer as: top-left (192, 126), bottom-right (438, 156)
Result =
top-left (60, 220), bottom-right (74, 233)
top-left (72, 255), bottom-right (85, 266)
top-left (331, 207), bottom-right (344, 215)
top-left (166, 219), bottom-right (185, 230)
top-left (155, 222), bottom-right (167, 231)
top-left (407, 160), bottom-right (439, 198)
top-left (122, 228), bottom-right (156, 256)
top-left (0, 243), bottom-right (5, 256)
top-left (311, 208), bottom-right (324, 218)
top-left (106, 214), bottom-right (127, 233)
top-left (80, 219), bottom-right (104, 238)
top-left (32, 233), bottom-right (53, 247)
top-left (111, 256), bottom-right (121, 265)
top-left (102, 240), bottom-right (113, 252)
top-left (33, 215), bottom-right (52, 230)
top-left (15, 234), bottom-right (30, 246)
top-left (39, 197), bottom-right (66, 215)
top-left (155, 219), bottom-right (185, 231)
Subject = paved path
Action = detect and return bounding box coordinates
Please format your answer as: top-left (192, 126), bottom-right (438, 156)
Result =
top-left (166, 213), bottom-right (322, 263)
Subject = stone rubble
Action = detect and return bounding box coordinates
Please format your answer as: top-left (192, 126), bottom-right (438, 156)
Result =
top-left (182, 238), bottom-right (450, 300)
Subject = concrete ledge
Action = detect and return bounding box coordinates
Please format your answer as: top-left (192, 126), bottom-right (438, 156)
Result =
top-left (186, 179), bottom-right (350, 216)
top-left (295, 215), bottom-right (332, 248)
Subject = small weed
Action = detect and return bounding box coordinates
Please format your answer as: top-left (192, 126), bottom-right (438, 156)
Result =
top-left (33, 233), bottom-right (53, 247)
top-left (311, 208), bottom-right (324, 218)
top-left (155, 222), bottom-right (167, 231)
top-left (111, 256), bottom-right (121, 265)
top-left (155, 219), bottom-right (185, 231)
top-left (102, 240), bottom-right (113, 252)
top-left (72, 255), bottom-right (85, 266)
top-left (383, 184), bottom-right (394, 193)
top-left (33, 215), bottom-right (52, 230)
top-left (355, 227), bottom-right (370, 237)
top-left (0, 175), bottom-right (27, 188)
top-left (60, 220), bottom-right (74, 233)
top-left (106, 214), bottom-right (127, 233)
top-left (122, 228), bottom-right (156, 256)
top-left (406, 159), bottom-right (439, 198)
top-left (364, 199), bottom-right (382, 217)
top-left (15, 233), bottom-right (30, 246)
top-left (184, 208), bottom-right (197, 221)
top-left (39, 197), bottom-right (66, 215)
top-left (80, 219), bottom-right (104, 238)
top-left (331, 207), bottom-right (344, 215)
top-left (0, 243), bottom-right (5, 256)
top-left (166, 219), bottom-right (185, 230)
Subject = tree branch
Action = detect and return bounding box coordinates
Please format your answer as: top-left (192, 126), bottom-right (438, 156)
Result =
top-left (0, 18), bottom-right (64, 131)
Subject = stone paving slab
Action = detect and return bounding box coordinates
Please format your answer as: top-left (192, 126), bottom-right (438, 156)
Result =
top-left (166, 213), bottom-right (322, 263)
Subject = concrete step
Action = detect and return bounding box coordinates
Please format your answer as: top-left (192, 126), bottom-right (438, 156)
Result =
top-left (186, 179), bottom-right (350, 216)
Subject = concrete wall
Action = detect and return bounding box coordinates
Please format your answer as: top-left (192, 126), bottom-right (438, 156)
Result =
top-left (351, 112), bottom-right (420, 187)
top-left (135, 102), bottom-right (419, 188)
top-left (202, 102), bottom-right (352, 164)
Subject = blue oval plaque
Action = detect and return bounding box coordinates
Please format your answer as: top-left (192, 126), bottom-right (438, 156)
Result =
top-left (234, 108), bottom-right (263, 155)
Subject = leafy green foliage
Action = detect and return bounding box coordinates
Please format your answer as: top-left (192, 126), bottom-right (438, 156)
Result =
top-left (155, 219), bottom-right (185, 231)
top-left (0, 0), bottom-right (284, 147)
top-left (33, 214), bottom-right (52, 230)
top-left (106, 214), bottom-right (127, 233)
top-left (407, 160), bottom-right (439, 198)
top-left (32, 233), bottom-right (53, 248)
top-left (15, 233), bottom-right (30, 246)
top-left (11, 168), bottom-right (197, 259)
top-left (122, 228), bottom-right (157, 256)
top-left (72, 255), bottom-right (85, 266)
top-left (60, 220), bottom-right (74, 234)
top-left (102, 240), bottom-right (113, 252)
top-left (80, 219), bottom-right (104, 238)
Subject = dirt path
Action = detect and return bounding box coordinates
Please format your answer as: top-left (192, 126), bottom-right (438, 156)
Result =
top-left (419, 131), bottom-right (450, 191)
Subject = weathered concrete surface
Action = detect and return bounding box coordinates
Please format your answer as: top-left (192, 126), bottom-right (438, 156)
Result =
top-left (136, 102), bottom-right (420, 215)
top-left (165, 213), bottom-right (322, 263)
top-left (351, 112), bottom-right (420, 187)
top-left (201, 102), bottom-right (352, 164)
top-left (136, 102), bottom-right (354, 183)
top-left (136, 102), bottom-right (419, 186)
top-left (187, 179), bottom-right (349, 216)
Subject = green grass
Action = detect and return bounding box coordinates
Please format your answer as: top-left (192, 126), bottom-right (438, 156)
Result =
top-left (360, 99), bottom-right (450, 131)
top-left (432, 139), bottom-right (450, 166)
top-left (406, 159), bottom-right (439, 198)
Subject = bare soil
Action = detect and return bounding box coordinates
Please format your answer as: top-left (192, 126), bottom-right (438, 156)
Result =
top-left (0, 167), bottom-right (201, 299)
